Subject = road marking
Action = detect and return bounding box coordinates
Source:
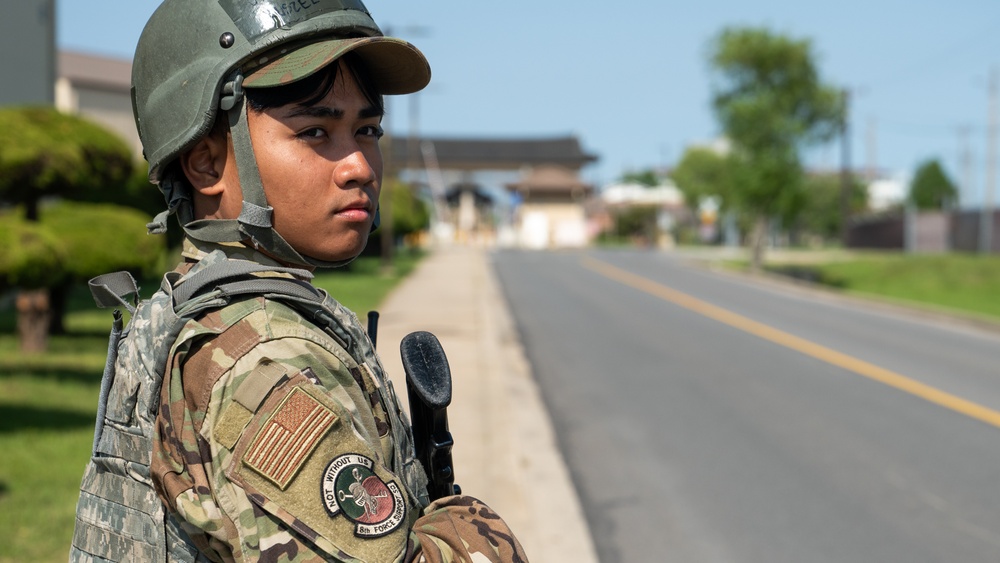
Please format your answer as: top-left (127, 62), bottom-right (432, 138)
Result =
top-left (581, 256), bottom-right (1000, 430)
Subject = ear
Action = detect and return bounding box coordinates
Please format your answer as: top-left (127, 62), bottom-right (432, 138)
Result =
top-left (179, 133), bottom-right (229, 196)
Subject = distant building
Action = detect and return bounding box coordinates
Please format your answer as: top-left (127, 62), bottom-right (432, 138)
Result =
top-left (505, 165), bottom-right (593, 248)
top-left (56, 50), bottom-right (140, 157)
top-left (867, 177), bottom-right (907, 211)
top-left (0, 1), bottom-right (56, 106)
top-left (392, 136), bottom-right (597, 172)
top-left (443, 182), bottom-right (494, 243)
top-left (392, 136), bottom-right (598, 245)
top-left (599, 181), bottom-right (684, 207)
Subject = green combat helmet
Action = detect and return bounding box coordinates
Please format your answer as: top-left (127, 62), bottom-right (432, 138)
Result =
top-left (134, 0), bottom-right (431, 267)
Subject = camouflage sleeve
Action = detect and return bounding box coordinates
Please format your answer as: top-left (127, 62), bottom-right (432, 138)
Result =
top-left (154, 299), bottom-right (527, 562)
top-left (155, 300), bottom-right (422, 561)
top-left (404, 496), bottom-right (528, 563)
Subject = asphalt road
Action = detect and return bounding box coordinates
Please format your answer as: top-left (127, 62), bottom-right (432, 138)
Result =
top-left (492, 248), bottom-right (1000, 563)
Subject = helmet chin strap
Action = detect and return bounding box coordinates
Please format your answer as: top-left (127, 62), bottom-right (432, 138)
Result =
top-left (182, 70), bottom-right (360, 269)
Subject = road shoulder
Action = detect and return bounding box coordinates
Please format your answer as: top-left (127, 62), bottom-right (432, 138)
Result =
top-left (376, 245), bottom-right (599, 563)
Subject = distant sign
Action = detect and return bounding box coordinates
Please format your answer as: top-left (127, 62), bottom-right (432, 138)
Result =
top-left (0, 0), bottom-right (55, 106)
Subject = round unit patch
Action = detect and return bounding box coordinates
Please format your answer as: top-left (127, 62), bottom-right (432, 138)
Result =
top-left (321, 454), bottom-right (406, 537)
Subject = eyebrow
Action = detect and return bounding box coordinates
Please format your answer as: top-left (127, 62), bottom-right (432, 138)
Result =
top-left (285, 105), bottom-right (383, 120)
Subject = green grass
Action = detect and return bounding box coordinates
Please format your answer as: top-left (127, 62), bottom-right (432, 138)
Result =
top-left (763, 252), bottom-right (1000, 321)
top-left (0, 251), bottom-right (422, 562)
top-left (312, 250), bottom-right (423, 316)
top-left (0, 334), bottom-right (105, 563)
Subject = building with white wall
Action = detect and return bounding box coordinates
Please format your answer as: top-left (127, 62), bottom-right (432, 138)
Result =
top-left (506, 166), bottom-right (593, 248)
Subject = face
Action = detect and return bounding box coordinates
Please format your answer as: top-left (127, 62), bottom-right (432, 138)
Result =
top-left (217, 61), bottom-right (383, 263)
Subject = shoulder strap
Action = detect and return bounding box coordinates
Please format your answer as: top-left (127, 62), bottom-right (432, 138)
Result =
top-left (171, 258), bottom-right (354, 350)
top-left (171, 259), bottom-right (314, 305)
top-left (87, 260), bottom-right (316, 317)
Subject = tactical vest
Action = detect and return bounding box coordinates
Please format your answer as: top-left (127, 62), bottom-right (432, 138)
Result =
top-left (70, 253), bottom-right (427, 562)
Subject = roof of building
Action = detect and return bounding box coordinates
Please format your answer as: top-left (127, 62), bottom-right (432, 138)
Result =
top-left (391, 136), bottom-right (598, 171)
top-left (58, 50), bottom-right (132, 92)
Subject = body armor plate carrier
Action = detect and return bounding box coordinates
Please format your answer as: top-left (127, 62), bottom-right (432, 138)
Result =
top-left (70, 254), bottom-right (424, 562)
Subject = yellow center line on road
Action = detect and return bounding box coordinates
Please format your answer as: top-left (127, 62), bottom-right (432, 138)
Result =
top-left (581, 256), bottom-right (1000, 430)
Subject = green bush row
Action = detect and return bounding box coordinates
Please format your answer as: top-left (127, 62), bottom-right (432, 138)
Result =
top-left (0, 202), bottom-right (164, 290)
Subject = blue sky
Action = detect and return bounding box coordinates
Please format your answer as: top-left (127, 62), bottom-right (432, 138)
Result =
top-left (59, 1), bottom-right (1000, 206)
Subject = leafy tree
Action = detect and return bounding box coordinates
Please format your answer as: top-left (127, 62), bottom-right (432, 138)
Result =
top-left (621, 169), bottom-right (660, 188)
top-left (730, 148), bottom-right (806, 230)
top-left (362, 180), bottom-right (431, 260)
top-left (797, 173), bottom-right (868, 242)
top-left (0, 106), bottom-right (133, 220)
top-left (0, 203), bottom-right (163, 348)
top-left (43, 202), bottom-right (165, 334)
top-left (709, 27), bottom-right (843, 269)
top-left (0, 107), bottom-right (144, 351)
top-left (389, 180), bottom-right (431, 239)
top-left (613, 206), bottom-right (659, 243)
top-left (0, 216), bottom-right (66, 291)
top-left (0, 216), bottom-right (66, 352)
top-left (671, 146), bottom-right (736, 216)
top-left (71, 160), bottom-right (167, 216)
top-left (909, 159), bottom-right (957, 210)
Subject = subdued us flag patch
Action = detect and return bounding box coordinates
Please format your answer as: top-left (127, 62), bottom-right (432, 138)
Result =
top-left (244, 387), bottom-right (337, 489)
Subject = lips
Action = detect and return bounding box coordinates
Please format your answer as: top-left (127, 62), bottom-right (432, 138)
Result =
top-left (336, 199), bottom-right (374, 221)
top-left (342, 199), bottom-right (372, 212)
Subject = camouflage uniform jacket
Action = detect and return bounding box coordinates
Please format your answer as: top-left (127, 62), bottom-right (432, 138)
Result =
top-left (75, 238), bottom-right (526, 562)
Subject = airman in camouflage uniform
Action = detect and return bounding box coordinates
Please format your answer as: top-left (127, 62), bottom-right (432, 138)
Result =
top-left (71, 1), bottom-right (526, 561)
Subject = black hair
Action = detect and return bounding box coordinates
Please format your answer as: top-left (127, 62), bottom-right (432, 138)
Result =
top-left (245, 51), bottom-right (384, 116)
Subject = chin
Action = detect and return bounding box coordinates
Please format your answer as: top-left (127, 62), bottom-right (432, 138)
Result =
top-left (310, 239), bottom-right (368, 263)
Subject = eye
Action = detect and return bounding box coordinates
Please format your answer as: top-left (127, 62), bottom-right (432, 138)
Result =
top-left (297, 127), bottom-right (327, 140)
top-left (358, 125), bottom-right (384, 140)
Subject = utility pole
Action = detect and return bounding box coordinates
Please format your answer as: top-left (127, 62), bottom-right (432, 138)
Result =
top-left (865, 117), bottom-right (877, 182)
top-left (982, 67), bottom-right (998, 254)
top-left (379, 25), bottom-right (429, 272)
top-left (380, 105), bottom-right (396, 273)
top-left (840, 88), bottom-right (852, 247)
top-left (958, 125), bottom-right (973, 209)
top-left (408, 90), bottom-right (420, 221)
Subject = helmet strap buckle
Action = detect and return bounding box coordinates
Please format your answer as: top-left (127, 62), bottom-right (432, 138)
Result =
top-left (220, 71), bottom-right (245, 112)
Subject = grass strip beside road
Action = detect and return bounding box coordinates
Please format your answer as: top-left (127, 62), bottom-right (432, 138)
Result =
top-left (761, 252), bottom-right (1000, 322)
top-left (0, 251), bottom-right (422, 563)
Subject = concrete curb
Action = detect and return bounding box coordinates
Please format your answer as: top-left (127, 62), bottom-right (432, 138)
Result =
top-left (375, 245), bottom-right (598, 563)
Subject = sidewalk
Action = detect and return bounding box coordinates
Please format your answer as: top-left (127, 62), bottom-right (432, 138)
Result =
top-left (375, 245), bottom-right (598, 563)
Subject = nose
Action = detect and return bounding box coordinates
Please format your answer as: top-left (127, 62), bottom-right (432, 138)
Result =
top-left (335, 147), bottom-right (378, 189)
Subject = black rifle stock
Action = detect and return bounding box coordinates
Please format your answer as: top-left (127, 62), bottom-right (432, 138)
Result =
top-left (367, 311), bottom-right (379, 347)
top-left (400, 331), bottom-right (460, 501)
